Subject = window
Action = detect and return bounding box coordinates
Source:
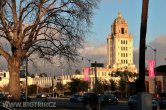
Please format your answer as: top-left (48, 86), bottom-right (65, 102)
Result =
top-left (102, 72), bottom-right (104, 76)
top-left (121, 28), bottom-right (124, 34)
top-left (98, 72), bottom-right (100, 76)
top-left (145, 81), bottom-right (149, 92)
top-left (0, 77), bottom-right (2, 81)
top-left (157, 81), bottom-right (162, 93)
top-left (4, 73), bottom-right (6, 77)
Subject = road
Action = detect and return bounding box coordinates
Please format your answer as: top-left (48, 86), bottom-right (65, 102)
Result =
top-left (101, 102), bottom-right (129, 110)
top-left (12, 97), bottom-right (129, 110)
top-left (48, 97), bottom-right (129, 110)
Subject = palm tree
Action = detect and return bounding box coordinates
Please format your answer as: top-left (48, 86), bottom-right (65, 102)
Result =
top-left (109, 79), bottom-right (118, 92)
top-left (111, 70), bottom-right (136, 97)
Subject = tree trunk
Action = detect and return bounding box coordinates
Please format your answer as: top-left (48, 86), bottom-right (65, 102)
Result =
top-left (8, 57), bottom-right (21, 101)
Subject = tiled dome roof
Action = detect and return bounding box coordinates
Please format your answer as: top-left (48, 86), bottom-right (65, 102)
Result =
top-left (113, 12), bottom-right (127, 24)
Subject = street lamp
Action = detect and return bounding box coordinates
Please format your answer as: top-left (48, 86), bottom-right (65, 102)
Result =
top-left (81, 56), bottom-right (98, 93)
top-left (21, 56), bottom-right (28, 102)
top-left (81, 56), bottom-right (92, 91)
top-left (146, 45), bottom-right (157, 97)
top-left (58, 59), bottom-right (64, 97)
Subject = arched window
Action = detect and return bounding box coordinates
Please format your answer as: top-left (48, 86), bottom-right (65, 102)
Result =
top-left (4, 73), bottom-right (6, 77)
top-left (157, 81), bottom-right (162, 94)
top-left (121, 28), bottom-right (124, 34)
top-left (145, 81), bottom-right (149, 92)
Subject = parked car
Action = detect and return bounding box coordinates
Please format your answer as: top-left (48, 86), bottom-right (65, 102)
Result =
top-left (98, 94), bottom-right (105, 106)
top-left (50, 93), bottom-right (59, 97)
top-left (158, 96), bottom-right (166, 109)
top-left (128, 95), bottom-right (137, 110)
top-left (36, 94), bottom-right (47, 102)
top-left (102, 94), bottom-right (118, 105)
top-left (0, 93), bottom-right (7, 101)
top-left (128, 95), bottom-right (158, 110)
top-left (152, 99), bottom-right (159, 110)
top-left (82, 92), bottom-right (100, 110)
top-left (82, 93), bottom-right (98, 105)
top-left (20, 93), bottom-right (31, 101)
top-left (70, 94), bottom-right (83, 103)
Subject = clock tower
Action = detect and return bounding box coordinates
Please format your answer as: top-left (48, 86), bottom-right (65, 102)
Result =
top-left (107, 12), bottom-right (137, 72)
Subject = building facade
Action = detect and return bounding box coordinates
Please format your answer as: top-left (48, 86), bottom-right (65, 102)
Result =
top-left (0, 71), bottom-right (9, 88)
top-left (145, 75), bottom-right (166, 97)
top-left (107, 12), bottom-right (137, 73)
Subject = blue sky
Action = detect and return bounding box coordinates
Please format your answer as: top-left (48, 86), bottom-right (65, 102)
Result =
top-left (27, 0), bottom-right (166, 75)
top-left (1, 0), bottom-right (166, 75)
top-left (87, 0), bottom-right (166, 48)
top-left (77, 0), bottom-right (166, 73)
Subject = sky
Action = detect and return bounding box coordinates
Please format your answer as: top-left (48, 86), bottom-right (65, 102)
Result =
top-left (88, 0), bottom-right (166, 47)
top-left (81, 0), bottom-right (166, 68)
top-left (1, 0), bottom-right (166, 76)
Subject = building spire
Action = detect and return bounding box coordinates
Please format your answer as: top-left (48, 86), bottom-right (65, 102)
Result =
top-left (118, 12), bottom-right (122, 18)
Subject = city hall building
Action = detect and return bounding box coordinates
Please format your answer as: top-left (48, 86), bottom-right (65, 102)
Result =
top-left (107, 12), bottom-right (137, 73)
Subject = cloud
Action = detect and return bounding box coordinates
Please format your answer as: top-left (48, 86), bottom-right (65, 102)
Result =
top-left (146, 35), bottom-right (166, 67)
top-left (133, 35), bottom-right (166, 69)
top-left (72, 43), bottom-right (107, 71)
top-left (1, 35), bottom-right (166, 76)
top-left (81, 43), bottom-right (107, 56)
top-left (133, 47), bottom-right (139, 67)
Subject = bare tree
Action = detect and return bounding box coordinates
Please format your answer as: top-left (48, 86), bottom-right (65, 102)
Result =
top-left (0, 0), bottom-right (98, 101)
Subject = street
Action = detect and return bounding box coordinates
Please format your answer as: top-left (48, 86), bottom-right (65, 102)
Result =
top-left (14, 97), bottom-right (129, 110)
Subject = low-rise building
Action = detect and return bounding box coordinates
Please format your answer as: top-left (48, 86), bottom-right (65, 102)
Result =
top-left (0, 71), bottom-right (9, 88)
top-left (145, 65), bottom-right (166, 97)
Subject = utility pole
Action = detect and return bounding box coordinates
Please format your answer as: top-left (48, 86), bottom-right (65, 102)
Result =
top-left (139, 0), bottom-right (149, 92)
top-left (61, 68), bottom-right (64, 96)
top-left (36, 81), bottom-right (39, 95)
top-left (94, 61), bottom-right (97, 93)
top-left (52, 77), bottom-right (54, 98)
top-left (147, 45), bottom-right (157, 97)
top-left (21, 57), bottom-right (28, 102)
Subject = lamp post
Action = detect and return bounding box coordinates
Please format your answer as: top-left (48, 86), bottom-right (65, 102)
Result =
top-left (81, 56), bottom-right (99, 93)
top-left (81, 56), bottom-right (92, 90)
top-left (61, 68), bottom-right (64, 96)
top-left (146, 45), bottom-right (157, 97)
top-left (21, 56), bottom-right (28, 102)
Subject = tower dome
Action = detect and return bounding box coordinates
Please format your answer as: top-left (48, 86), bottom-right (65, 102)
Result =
top-left (111, 12), bottom-right (128, 35)
top-left (113, 12), bottom-right (127, 24)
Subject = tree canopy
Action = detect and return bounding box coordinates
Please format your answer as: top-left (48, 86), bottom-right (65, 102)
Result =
top-left (68, 78), bottom-right (89, 93)
top-left (0, 0), bottom-right (99, 101)
top-left (0, 0), bottom-right (98, 61)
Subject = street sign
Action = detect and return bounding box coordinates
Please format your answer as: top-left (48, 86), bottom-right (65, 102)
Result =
top-left (91, 63), bottom-right (104, 67)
